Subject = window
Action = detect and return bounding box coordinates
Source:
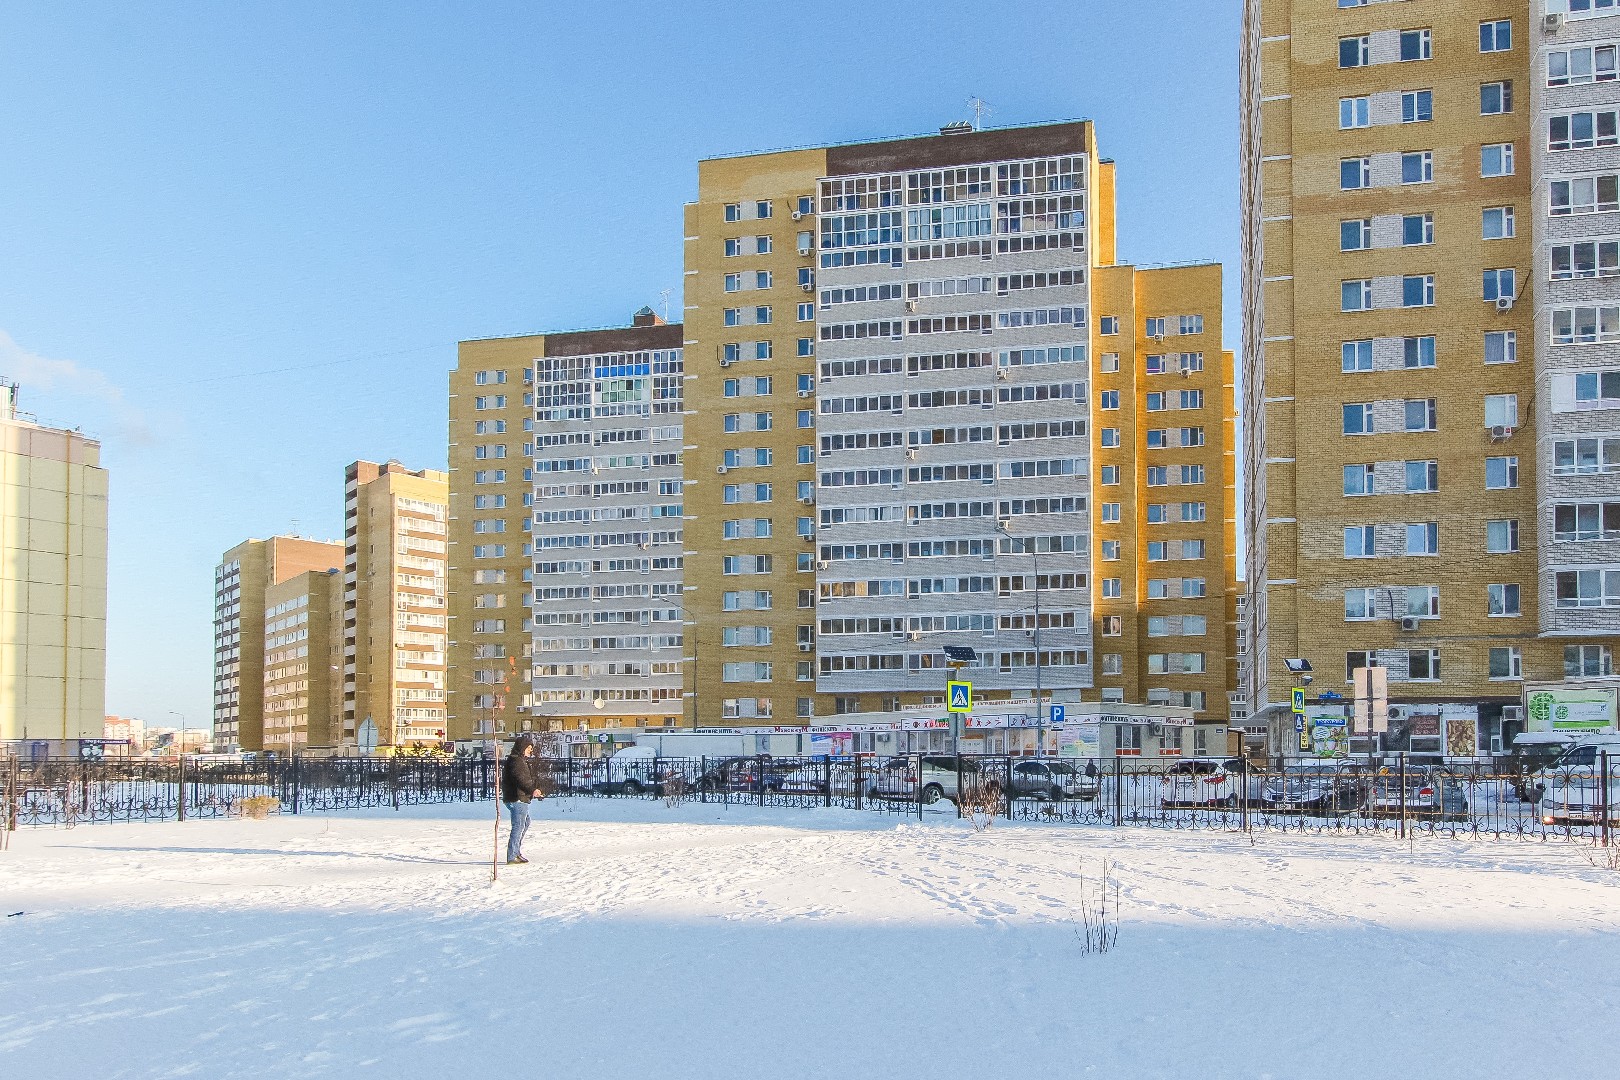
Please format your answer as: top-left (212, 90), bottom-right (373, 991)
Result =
top-left (1486, 519), bottom-right (1519, 553)
top-left (796, 480), bottom-right (813, 500)
top-left (1407, 649), bottom-right (1441, 681)
top-left (1147, 504), bottom-right (1168, 524)
top-left (756, 200), bottom-right (772, 218)
top-left (473, 370), bottom-right (507, 385)
top-left (1342, 340), bottom-right (1373, 372)
top-left (1489, 647), bottom-right (1522, 680)
top-left (1405, 521), bottom-right (1438, 555)
top-left (1401, 152), bottom-right (1433, 184)
top-left (1146, 392), bottom-right (1166, 411)
top-left (1340, 97), bottom-right (1370, 129)
top-left (1183, 578), bottom-right (1207, 598)
top-left (1484, 394), bottom-right (1518, 428)
top-left (1550, 110), bottom-right (1620, 152)
top-left (1339, 36), bottom-right (1370, 68)
top-left (754, 235), bottom-right (772, 254)
top-left (1146, 466), bottom-right (1168, 486)
top-left (1343, 403), bottom-right (1373, 435)
top-left (1487, 583), bottom-right (1521, 616)
top-left (1100, 352), bottom-right (1120, 373)
top-left (797, 302), bottom-right (814, 321)
top-left (1549, 44), bottom-right (1618, 86)
top-left (1341, 157), bottom-right (1371, 190)
top-left (1404, 460), bottom-right (1438, 492)
top-left (1101, 654), bottom-right (1124, 675)
top-left (1100, 465), bottom-right (1120, 484)
top-left (1180, 389), bottom-right (1203, 409)
top-left (1102, 615), bottom-right (1123, 637)
top-left (756, 270), bottom-right (772, 289)
top-left (1146, 317), bottom-right (1166, 337)
top-left (1345, 525), bottom-right (1376, 558)
top-left (754, 341), bottom-right (772, 360)
top-left (1180, 427), bottom-right (1205, 446)
top-left (1341, 219), bottom-right (1372, 251)
top-left (1399, 29), bottom-right (1431, 62)
top-left (1483, 269), bottom-right (1515, 301)
top-left (1342, 280), bottom-right (1373, 311)
top-left (1485, 330), bottom-right (1516, 365)
top-left (1479, 20), bottom-right (1511, 53)
top-left (1480, 81), bottom-right (1513, 116)
top-left (1404, 398), bottom-right (1437, 431)
top-left (1101, 539), bottom-right (1121, 560)
top-left (1401, 90), bottom-right (1432, 124)
top-left (1405, 586), bottom-right (1440, 618)
top-left (1554, 436), bottom-right (1620, 475)
top-left (1345, 588), bottom-right (1377, 620)
top-left (796, 445), bottom-right (813, 465)
top-left (1566, 644), bottom-right (1615, 678)
top-left (1100, 428), bottom-right (1121, 448)
top-left (796, 338), bottom-right (814, 357)
top-left (1551, 239), bottom-right (1615, 284)
top-left (1485, 456), bottom-right (1518, 489)
top-left (1552, 308), bottom-right (1620, 345)
top-left (724, 273), bottom-right (743, 293)
top-left (1481, 144), bottom-right (1514, 177)
top-left (1343, 464), bottom-right (1374, 495)
top-left (724, 238), bottom-right (742, 258)
top-left (1482, 206), bottom-right (1514, 240)
top-left (1554, 502), bottom-right (1620, 542)
top-left (1556, 570), bottom-right (1620, 609)
top-left (1100, 389), bottom-right (1120, 410)
top-left (1551, 174), bottom-right (1620, 216)
top-left (798, 409), bottom-right (814, 428)
top-left (1099, 316), bottom-right (1119, 335)
top-left (1402, 214), bottom-right (1433, 246)
top-left (1101, 502), bottom-right (1121, 523)
top-left (1101, 578), bottom-right (1122, 598)
top-left (1403, 336), bottom-right (1436, 368)
top-left (1402, 275), bottom-right (1435, 307)
top-left (755, 306), bottom-right (772, 324)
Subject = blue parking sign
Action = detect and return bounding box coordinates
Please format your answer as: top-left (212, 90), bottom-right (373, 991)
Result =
top-left (1049, 704), bottom-right (1066, 725)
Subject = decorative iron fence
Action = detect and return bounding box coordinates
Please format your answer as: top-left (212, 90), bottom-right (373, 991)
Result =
top-left (5, 749), bottom-right (1615, 847)
top-left (533, 751), bottom-right (1620, 844)
top-left (0, 755), bottom-right (493, 828)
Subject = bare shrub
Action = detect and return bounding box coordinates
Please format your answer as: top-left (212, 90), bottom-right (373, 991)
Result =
top-left (959, 782), bottom-right (1001, 832)
top-left (233, 796), bottom-right (281, 819)
top-left (1585, 840), bottom-right (1620, 873)
top-left (662, 770), bottom-right (692, 808)
top-left (1075, 858), bottom-right (1121, 955)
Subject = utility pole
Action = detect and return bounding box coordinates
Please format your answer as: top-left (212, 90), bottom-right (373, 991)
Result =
top-left (998, 522), bottom-right (1045, 756)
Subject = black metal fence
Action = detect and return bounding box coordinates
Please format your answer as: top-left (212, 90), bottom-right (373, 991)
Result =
top-left (534, 751), bottom-right (1620, 844)
top-left (5, 749), bottom-right (1616, 847)
top-left (0, 755), bottom-right (493, 828)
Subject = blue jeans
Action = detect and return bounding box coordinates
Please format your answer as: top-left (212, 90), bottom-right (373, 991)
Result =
top-left (505, 800), bottom-right (531, 862)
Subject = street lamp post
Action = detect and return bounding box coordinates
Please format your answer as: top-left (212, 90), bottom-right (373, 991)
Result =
top-left (998, 522), bottom-right (1045, 757)
top-left (168, 710), bottom-right (187, 757)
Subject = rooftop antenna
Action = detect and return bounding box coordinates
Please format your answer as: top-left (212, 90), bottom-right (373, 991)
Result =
top-left (658, 288), bottom-right (673, 323)
top-left (290, 518), bottom-right (299, 537)
top-left (967, 96), bottom-right (993, 131)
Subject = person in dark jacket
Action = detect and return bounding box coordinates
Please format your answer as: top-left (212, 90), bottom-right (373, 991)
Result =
top-left (501, 735), bottom-right (542, 864)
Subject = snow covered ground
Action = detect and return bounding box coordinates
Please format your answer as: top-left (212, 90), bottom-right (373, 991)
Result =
top-left (3, 798), bottom-right (1617, 1079)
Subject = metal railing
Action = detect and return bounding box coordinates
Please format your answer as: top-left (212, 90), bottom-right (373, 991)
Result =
top-left (532, 751), bottom-right (1620, 844)
top-left (0, 755), bottom-right (493, 828)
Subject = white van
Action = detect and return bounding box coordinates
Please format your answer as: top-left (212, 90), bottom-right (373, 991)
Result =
top-left (1538, 733), bottom-right (1620, 826)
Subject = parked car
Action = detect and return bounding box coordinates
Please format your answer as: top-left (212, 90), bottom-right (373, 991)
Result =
top-left (1008, 760), bottom-right (1101, 801)
top-left (1539, 735), bottom-right (1620, 826)
top-left (1160, 758), bottom-right (1239, 808)
top-left (693, 757), bottom-right (766, 794)
top-left (1507, 732), bottom-right (1578, 802)
top-left (1364, 765), bottom-right (1468, 821)
top-left (916, 756), bottom-right (1001, 805)
top-left (1260, 762), bottom-right (1366, 813)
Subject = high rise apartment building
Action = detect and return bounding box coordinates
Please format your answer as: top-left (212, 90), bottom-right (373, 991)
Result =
top-left (262, 568), bottom-right (342, 753)
top-left (447, 313), bottom-right (685, 740)
top-left (684, 122), bottom-right (1237, 732)
top-left (213, 534), bottom-right (342, 751)
top-left (0, 380), bottom-right (108, 749)
top-left (1241, 0), bottom-right (1620, 743)
top-left (344, 461), bottom-right (448, 749)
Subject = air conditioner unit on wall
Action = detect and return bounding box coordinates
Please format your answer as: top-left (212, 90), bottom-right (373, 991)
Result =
top-left (1399, 616), bottom-right (1419, 631)
top-left (1495, 295), bottom-right (1515, 312)
top-left (1544, 11), bottom-right (1565, 33)
top-left (1501, 704), bottom-right (1525, 722)
top-left (1489, 425), bottom-right (1514, 440)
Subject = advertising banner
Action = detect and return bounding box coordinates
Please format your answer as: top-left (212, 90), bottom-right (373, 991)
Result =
top-left (1526, 687), bottom-right (1619, 732)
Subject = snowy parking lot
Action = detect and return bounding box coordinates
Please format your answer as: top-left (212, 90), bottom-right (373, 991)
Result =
top-left (3, 798), bottom-right (1618, 1079)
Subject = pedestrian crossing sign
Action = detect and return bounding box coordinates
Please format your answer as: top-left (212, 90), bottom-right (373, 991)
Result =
top-left (947, 680), bottom-right (972, 713)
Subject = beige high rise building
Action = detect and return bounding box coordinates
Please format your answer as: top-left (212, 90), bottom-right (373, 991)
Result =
top-left (213, 535), bottom-right (342, 751)
top-left (682, 121), bottom-right (1239, 739)
top-left (344, 461), bottom-right (449, 750)
top-left (1240, 0), bottom-right (1620, 752)
top-left (0, 380), bottom-right (108, 750)
top-left (447, 312), bottom-right (684, 742)
top-left (263, 568), bottom-right (343, 753)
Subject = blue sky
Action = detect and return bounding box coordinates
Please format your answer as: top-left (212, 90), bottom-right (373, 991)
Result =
top-left (0, 1), bottom-right (1240, 729)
